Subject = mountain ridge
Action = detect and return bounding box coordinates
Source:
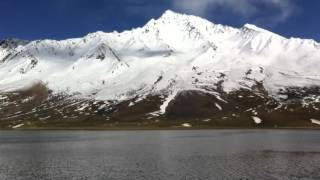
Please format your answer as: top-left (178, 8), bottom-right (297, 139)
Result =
top-left (1, 10), bottom-right (320, 128)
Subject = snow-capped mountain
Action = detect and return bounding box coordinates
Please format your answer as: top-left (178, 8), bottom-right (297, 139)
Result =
top-left (1, 10), bottom-right (320, 128)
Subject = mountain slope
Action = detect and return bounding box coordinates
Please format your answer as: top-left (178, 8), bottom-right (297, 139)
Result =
top-left (1, 10), bottom-right (320, 128)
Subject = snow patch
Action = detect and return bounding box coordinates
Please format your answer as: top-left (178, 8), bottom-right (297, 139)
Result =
top-left (77, 103), bottom-right (89, 111)
top-left (159, 92), bottom-right (177, 114)
top-left (12, 124), bottom-right (24, 129)
top-left (214, 103), bottom-right (222, 110)
top-left (182, 123), bottom-right (192, 127)
top-left (310, 119), bottom-right (320, 125)
top-left (147, 111), bottom-right (161, 117)
top-left (252, 116), bottom-right (262, 124)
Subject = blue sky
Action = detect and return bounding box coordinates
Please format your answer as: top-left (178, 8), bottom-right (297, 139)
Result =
top-left (0, 0), bottom-right (319, 41)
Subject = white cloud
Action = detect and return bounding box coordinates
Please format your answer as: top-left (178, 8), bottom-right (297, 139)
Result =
top-left (266, 0), bottom-right (295, 24)
top-left (172, 0), bottom-right (296, 25)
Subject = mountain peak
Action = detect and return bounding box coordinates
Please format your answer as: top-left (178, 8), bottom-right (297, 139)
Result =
top-left (243, 24), bottom-right (273, 34)
top-left (161, 9), bottom-right (181, 18)
top-left (1, 10), bottom-right (320, 102)
top-left (158, 9), bottom-right (195, 21)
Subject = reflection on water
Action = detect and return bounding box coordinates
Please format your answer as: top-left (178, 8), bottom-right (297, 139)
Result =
top-left (0, 130), bottom-right (319, 180)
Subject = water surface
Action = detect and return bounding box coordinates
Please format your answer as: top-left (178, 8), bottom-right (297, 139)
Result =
top-left (0, 130), bottom-right (319, 180)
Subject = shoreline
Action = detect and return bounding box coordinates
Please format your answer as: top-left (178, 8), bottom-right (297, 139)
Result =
top-left (1, 126), bottom-right (320, 131)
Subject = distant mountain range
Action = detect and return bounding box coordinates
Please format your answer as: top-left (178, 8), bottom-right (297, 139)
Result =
top-left (1, 10), bottom-right (320, 129)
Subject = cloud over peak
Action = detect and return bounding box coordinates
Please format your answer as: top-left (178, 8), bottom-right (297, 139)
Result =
top-left (172, 0), bottom-right (296, 26)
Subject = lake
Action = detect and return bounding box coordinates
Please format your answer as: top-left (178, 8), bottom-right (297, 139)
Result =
top-left (0, 130), bottom-right (319, 180)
